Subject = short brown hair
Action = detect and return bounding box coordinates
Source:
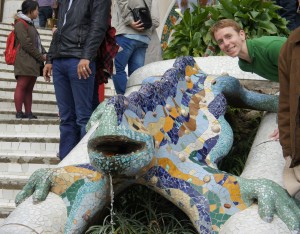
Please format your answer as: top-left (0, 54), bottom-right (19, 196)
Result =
top-left (210, 19), bottom-right (242, 41)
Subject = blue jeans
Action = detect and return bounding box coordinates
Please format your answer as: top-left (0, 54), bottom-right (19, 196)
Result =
top-left (39, 6), bottom-right (53, 27)
top-left (53, 58), bottom-right (95, 159)
top-left (112, 35), bottom-right (148, 94)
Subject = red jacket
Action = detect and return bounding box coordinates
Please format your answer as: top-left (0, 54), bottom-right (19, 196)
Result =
top-left (95, 16), bottom-right (119, 85)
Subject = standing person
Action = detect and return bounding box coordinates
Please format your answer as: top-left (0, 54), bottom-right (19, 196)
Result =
top-left (210, 19), bottom-right (287, 140)
top-left (275, 0), bottom-right (300, 31)
top-left (37, 0), bottom-right (53, 27)
top-left (14, 0), bottom-right (46, 119)
top-left (43, 0), bottom-right (111, 160)
top-left (278, 26), bottom-right (300, 197)
top-left (112, 0), bottom-right (159, 95)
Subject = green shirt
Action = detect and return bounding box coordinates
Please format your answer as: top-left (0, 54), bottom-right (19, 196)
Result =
top-left (238, 36), bottom-right (287, 82)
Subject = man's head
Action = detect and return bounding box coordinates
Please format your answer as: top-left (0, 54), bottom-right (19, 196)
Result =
top-left (210, 19), bottom-right (246, 58)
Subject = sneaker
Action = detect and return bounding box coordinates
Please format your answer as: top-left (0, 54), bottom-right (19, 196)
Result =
top-left (15, 112), bottom-right (25, 119)
top-left (25, 112), bottom-right (38, 119)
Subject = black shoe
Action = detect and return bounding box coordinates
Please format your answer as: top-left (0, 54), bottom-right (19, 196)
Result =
top-left (16, 112), bottom-right (25, 119)
top-left (25, 112), bottom-right (38, 119)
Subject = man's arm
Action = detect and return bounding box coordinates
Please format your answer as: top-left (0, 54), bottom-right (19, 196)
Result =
top-left (150, 0), bottom-right (160, 29)
top-left (278, 41), bottom-right (292, 157)
top-left (81, 0), bottom-right (111, 60)
top-left (116, 0), bottom-right (134, 25)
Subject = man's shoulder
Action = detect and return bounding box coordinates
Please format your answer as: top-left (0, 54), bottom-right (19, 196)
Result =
top-left (247, 36), bottom-right (287, 52)
top-left (249, 36), bottom-right (287, 44)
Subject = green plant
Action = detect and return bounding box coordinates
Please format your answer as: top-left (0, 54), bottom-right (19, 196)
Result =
top-left (85, 185), bottom-right (197, 234)
top-left (163, 0), bottom-right (289, 59)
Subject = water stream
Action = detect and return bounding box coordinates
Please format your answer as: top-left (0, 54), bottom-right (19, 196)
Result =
top-left (109, 173), bottom-right (115, 234)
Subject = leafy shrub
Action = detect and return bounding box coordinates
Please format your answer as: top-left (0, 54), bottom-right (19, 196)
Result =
top-left (85, 185), bottom-right (197, 234)
top-left (163, 0), bottom-right (289, 59)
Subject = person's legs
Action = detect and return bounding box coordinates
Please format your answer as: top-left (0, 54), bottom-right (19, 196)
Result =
top-left (24, 76), bottom-right (37, 115)
top-left (53, 58), bottom-right (79, 159)
top-left (112, 36), bottom-right (135, 95)
top-left (39, 6), bottom-right (53, 27)
top-left (128, 41), bottom-right (148, 76)
top-left (14, 76), bottom-right (27, 114)
top-left (38, 7), bottom-right (47, 27)
top-left (69, 59), bottom-right (95, 139)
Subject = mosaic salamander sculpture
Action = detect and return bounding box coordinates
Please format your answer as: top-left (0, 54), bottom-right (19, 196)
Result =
top-left (7, 56), bottom-right (300, 233)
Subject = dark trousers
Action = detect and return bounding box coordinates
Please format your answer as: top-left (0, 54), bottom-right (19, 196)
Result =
top-left (39, 6), bottom-right (53, 27)
top-left (52, 58), bottom-right (96, 159)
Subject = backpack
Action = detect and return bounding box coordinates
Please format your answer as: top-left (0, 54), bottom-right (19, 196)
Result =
top-left (4, 19), bottom-right (28, 65)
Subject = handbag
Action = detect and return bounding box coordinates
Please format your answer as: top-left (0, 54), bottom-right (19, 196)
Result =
top-left (128, 0), bottom-right (152, 30)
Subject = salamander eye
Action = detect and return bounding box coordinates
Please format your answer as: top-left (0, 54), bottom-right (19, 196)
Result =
top-left (132, 123), bottom-right (140, 130)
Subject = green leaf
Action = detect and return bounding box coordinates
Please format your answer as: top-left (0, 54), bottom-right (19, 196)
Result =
top-left (219, 0), bottom-right (237, 13)
top-left (258, 21), bottom-right (277, 34)
top-left (249, 10), bottom-right (259, 19)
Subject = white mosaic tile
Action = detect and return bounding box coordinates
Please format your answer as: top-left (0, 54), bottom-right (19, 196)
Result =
top-left (0, 193), bottom-right (67, 233)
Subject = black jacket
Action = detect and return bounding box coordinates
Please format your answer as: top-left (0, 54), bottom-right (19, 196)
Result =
top-left (47, 0), bottom-right (111, 63)
top-left (276, 0), bottom-right (300, 31)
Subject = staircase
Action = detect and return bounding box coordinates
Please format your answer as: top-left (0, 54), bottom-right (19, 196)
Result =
top-left (0, 22), bottom-right (115, 224)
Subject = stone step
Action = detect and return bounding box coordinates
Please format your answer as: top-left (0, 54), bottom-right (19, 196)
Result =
top-left (0, 79), bottom-right (115, 101)
top-left (1, 98), bottom-right (58, 112)
top-left (0, 120), bottom-right (59, 136)
top-left (0, 70), bottom-right (114, 96)
top-left (0, 86), bottom-right (54, 95)
top-left (0, 22), bottom-right (53, 35)
top-left (0, 87), bottom-right (56, 102)
top-left (0, 140), bottom-right (59, 159)
top-left (0, 38), bottom-right (51, 51)
top-left (0, 77), bottom-right (55, 92)
top-left (0, 200), bottom-right (15, 218)
top-left (0, 174), bottom-right (29, 188)
top-left (0, 70), bottom-right (46, 78)
top-left (0, 177), bottom-right (25, 215)
top-left (0, 39), bottom-right (51, 50)
top-left (0, 160), bottom-right (57, 177)
top-left (0, 109), bottom-right (59, 119)
top-left (0, 132), bottom-right (59, 143)
top-left (0, 69), bottom-right (115, 88)
top-left (0, 29), bottom-right (53, 42)
top-left (0, 23), bottom-right (58, 221)
top-left (0, 41), bottom-right (50, 50)
top-left (0, 152), bottom-right (60, 165)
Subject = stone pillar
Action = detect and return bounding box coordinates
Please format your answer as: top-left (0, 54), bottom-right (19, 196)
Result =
top-left (2, 0), bottom-right (22, 23)
top-left (157, 0), bottom-right (175, 40)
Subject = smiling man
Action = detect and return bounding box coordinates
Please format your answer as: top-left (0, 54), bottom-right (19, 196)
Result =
top-left (210, 19), bottom-right (286, 140)
top-left (210, 19), bottom-right (286, 82)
